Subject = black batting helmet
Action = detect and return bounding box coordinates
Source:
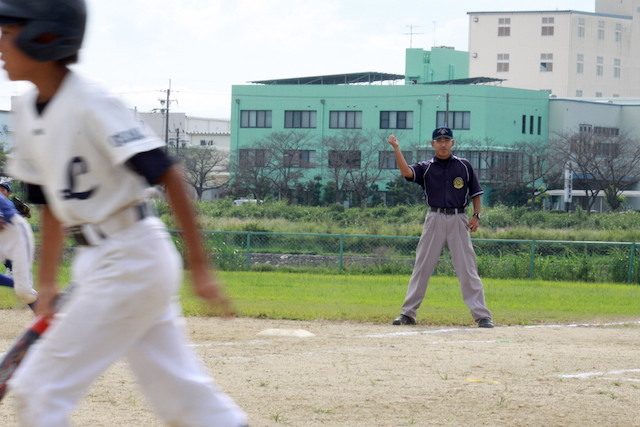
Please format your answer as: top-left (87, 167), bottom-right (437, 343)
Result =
top-left (0, 0), bottom-right (86, 62)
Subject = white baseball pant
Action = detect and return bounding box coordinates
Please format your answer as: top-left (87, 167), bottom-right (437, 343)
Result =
top-left (10, 217), bottom-right (247, 426)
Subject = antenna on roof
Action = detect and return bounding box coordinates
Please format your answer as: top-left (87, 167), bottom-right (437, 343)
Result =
top-left (403, 25), bottom-right (424, 48)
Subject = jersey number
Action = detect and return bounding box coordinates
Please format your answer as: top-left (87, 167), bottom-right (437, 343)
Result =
top-left (61, 157), bottom-right (98, 200)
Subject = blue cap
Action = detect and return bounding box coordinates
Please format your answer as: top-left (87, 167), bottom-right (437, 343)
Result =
top-left (432, 126), bottom-right (453, 140)
top-left (0, 182), bottom-right (12, 193)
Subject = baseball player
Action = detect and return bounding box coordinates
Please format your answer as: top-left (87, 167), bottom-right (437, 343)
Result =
top-left (0, 181), bottom-right (31, 276)
top-left (0, 190), bottom-right (37, 308)
top-left (388, 129), bottom-right (494, 328)
top-left (0, 1), bottom-right (247, 425)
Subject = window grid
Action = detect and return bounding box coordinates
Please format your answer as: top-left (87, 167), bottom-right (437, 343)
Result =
top-left (329, 111), bottom-right (362, 129)
top-left (284, 111), bottom-right (317, 129)
top-left (436, 111), bottom-right (470, 130)
top-left (240, 110), bottom-right (272, 128)
top-left (380, 111), bottom-right (414, 129)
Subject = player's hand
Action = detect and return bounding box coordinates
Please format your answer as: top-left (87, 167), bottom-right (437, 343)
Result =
top-left (191, 266), bottom-right (235, 318)
top-left (33, 284), bottom-right (59, 320)
top-left (388, 134), bottom-right (399, 148)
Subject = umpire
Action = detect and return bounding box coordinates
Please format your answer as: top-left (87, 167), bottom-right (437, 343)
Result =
top-left (387, 127), bottom-right (493, 328)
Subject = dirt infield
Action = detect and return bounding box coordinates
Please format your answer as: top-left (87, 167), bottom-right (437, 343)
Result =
top-left (1, 309), bottom-right (639, 426)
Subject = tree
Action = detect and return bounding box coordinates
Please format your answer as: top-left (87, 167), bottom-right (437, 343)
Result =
top-left (550, 131), bottom-right (640, 212)
top-left (321, 130), bottom-right (388, 207)
top-left (179, 146), bottom-right (229, 201)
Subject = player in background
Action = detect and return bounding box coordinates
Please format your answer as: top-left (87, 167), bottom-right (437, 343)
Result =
top-left (0, 181), bottom-right (31, 276)
top-left (0, 188), bottom-right (37, 309)
top-left (0, 0), bottom-right (248, 425)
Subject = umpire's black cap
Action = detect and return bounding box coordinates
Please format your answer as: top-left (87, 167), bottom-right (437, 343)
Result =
top-left (432, 126), bottom-right (453, 140)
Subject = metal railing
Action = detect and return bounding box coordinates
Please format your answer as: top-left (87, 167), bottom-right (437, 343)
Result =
top-left (177, 230), bottom-right (640, 284)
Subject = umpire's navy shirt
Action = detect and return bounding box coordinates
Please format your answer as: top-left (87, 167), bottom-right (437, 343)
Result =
top-left (407, 155), bottom-right (483, 208)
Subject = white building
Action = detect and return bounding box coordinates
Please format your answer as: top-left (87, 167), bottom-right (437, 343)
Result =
top-left (468, 0), bottom-right (640, 98)
top-left (132, 110), bottom-right (231, 201)
top-left (132, 110), bottom-right (230, 154)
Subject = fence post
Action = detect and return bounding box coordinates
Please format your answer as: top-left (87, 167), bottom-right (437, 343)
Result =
top-left (628, 242), bottom-right (636, 283)
top-left (529, 240), bottom-right (536, 279)
top-left (339, 234), bottom-right (345, 272)
top-left (245, 232), bottom-right (252, 271)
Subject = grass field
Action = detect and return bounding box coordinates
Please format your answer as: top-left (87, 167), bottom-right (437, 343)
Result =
top-left (181, 271), bottom-right (640, 326)
top-left (2, 270), bottom-right (638, 326)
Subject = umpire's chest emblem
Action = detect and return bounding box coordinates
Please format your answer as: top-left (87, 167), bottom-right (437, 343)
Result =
top-left (453, 177), bottom-right (464, 189)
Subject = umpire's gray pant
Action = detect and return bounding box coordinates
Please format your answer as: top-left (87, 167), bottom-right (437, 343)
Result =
top-left (401, 212), bottom-right (492, 321)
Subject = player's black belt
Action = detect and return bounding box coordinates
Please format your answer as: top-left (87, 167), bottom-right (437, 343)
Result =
top-left (66, 201), bottom-right (155, 246)
top-left (430, 207), bottom-right (466, 215)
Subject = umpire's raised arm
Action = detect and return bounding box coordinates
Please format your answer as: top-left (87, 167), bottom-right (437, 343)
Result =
top-left (388, 134), bottom-right (414, 180)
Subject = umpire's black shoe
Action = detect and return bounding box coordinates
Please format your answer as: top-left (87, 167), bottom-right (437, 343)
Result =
top-left (477, 318), bottom-right (494, 328)
top-left (392, 314), bottom-right (416, 325)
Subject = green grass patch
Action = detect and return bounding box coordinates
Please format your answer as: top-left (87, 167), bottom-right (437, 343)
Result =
top-left (183, 271), bottom-right (640, 326)
top-left (3, 270), bottom-right (638, 327)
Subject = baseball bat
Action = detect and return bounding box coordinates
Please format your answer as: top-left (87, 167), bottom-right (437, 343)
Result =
top-left (0, 314), bottom-right (49, 401)
top-left (0, 285), bottom-right (74, 402)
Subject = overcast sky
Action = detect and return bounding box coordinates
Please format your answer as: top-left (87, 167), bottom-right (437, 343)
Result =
top-left (0, 0), bottom-right (593, 118)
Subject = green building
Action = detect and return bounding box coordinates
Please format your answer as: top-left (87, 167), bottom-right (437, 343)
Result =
top-left (230, 47), bottom-right (549, 205)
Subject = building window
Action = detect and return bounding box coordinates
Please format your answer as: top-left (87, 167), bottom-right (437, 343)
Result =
top-left (615, 23), bottom-right (622, 42)
top-left (541, 17), bottom-right (554, 36)
top-left (284, 150), bottom-right (316, 168)
top-left (497, 53), bottom-right (510, 72)
top-left (613, 58), bottom-right (621, 78)
top-left (329, 111), bottom-right (362, 129)
top-left (576, 90), bottom-right (583, 97)
top-left (200, 139), bottom-right (214, 146)
top-left (284, 111), bottom-right (317, 128)
top-left (328, 150), bottom-right (361, 169)
top-left (577, 17), bottom-right (585, 37)
top-left (380, 111), bottom-right (413, 129)
top-left (436, 111), bottom-right (470, 130)
top-left (498, 17), bottom-right (510, 36)
top-left (240, 110), bottom-right (272, 128)
top-left (598, 20), bottom-right (605, 40)
top-left (239, 149), bottom-right (268, 167)
top-left (540, 53), bottom-right (553, 72)
top-left (613, 93), bottom-right (620, 98)
top-left (596, 56), bottom-right (604, 76)
top-left (379, 151), bottom-right (413, 169)
top-left (595, 92), bottom-right (603, 97)
top-left (576, 53), bottom-right (584, 74)
top-left (521, 115), bottom-right (540, 135)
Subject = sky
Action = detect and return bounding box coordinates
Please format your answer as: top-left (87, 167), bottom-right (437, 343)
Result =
top-left (0, 0), bottom-right (594, 119)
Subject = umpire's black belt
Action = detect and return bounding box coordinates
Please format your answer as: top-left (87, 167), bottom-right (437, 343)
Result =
top-left (430, 207), bottom-right (466, 215)
top-left (66, 202), bottom-right (155, 246)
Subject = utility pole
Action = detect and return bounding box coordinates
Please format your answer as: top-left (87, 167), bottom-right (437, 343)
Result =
top-left (445, 93), bottom-right (450, 126)
top-left (164, 79), bottom-right (171, 152)
top-left (175, 127), bottom-right (180, 156)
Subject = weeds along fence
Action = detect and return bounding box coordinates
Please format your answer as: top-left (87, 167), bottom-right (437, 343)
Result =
top-left (168, 230), bottom-right (640, 284)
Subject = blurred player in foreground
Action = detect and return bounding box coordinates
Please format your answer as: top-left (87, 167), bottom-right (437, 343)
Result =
top-left (0, 181), bottom-right (32, 277)
top-left (0, 187), bottom-right (37, 309)
top-left (0, 0), bottom-right (248, 425)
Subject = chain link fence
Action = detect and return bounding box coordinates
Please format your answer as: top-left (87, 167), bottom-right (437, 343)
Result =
top-left (170, 231), bottom-right (640, 284)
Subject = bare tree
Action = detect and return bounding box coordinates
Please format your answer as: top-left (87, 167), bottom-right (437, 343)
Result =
top-left (229, 148), bottom-right (277, 202)
top-left (592, 134), bottom-right (640, 211)
top-left (550, 131), bottom-right (640, 212)
top-left (253, 131), bottom-right (315, 201)
top-left (180, 146), bottom-right (229, 201)
top-left (320, 130), bottom-right (387, 206)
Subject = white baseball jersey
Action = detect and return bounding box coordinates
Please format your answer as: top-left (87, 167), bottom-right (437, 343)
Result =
top-left (7, 71), bottom-right (247, 426)
top-left (7, 72), bottom-right (162, 226)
